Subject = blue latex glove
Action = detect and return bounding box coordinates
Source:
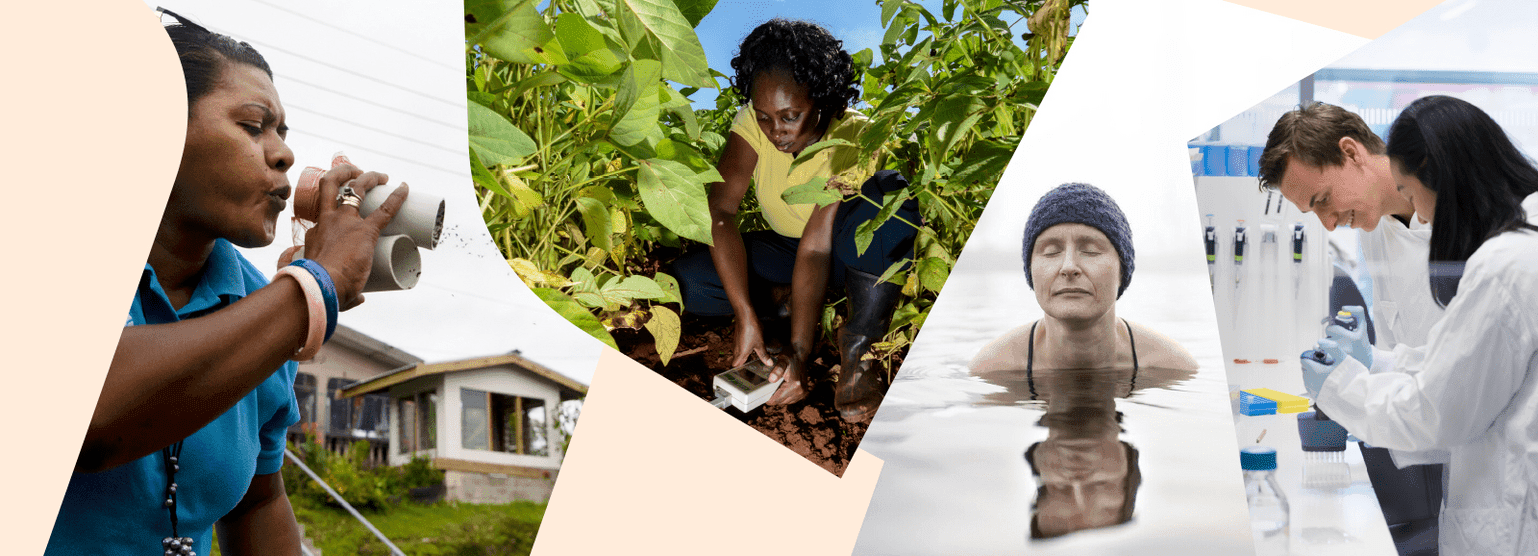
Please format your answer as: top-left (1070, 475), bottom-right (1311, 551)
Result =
top-left (1301, 338), bottom-right (1345, 399)
top-left (1325, 305), bottom-right (1373, 369)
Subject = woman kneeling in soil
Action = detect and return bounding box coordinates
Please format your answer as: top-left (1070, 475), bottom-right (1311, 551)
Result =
top-left (674, 19), bottom-right (918, 420)
top-left (971, 183), bottom-right (1196, 374)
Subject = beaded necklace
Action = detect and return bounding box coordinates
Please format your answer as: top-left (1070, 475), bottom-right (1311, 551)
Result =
top-left (161, 440), bottom-right (196, 556)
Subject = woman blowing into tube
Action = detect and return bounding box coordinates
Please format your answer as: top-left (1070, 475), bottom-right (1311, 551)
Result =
top-left (47, 13), bottom-right (406, 556)
top-left (1303, 95), bottom-right (1538, 556)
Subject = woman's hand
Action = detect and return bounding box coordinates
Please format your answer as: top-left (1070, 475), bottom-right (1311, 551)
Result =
top-left (733, 318), bottom-right (773, 368)
top-left (768, 353), bottom-right (808, 405)
top-left (300, 163), bottom-right (408, 310)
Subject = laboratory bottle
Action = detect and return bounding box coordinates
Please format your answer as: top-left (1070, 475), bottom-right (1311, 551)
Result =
top-left (1241, 446), bottom-right (1289, 556)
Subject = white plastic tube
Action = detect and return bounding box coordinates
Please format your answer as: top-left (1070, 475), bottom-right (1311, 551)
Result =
top-left (364, 234), bottom-right (421, 292)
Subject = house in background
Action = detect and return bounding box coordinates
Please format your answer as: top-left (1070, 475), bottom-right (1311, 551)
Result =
top-left (340, 351), bottom-right (586, 504)
top-left (291, 325), bottom-right (421, 465)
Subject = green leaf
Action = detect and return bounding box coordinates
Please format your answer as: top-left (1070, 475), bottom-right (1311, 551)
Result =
top-left (672, 0), bottom-right (717, 27)
top-left (636, 158), bottom-right (715, 245)
top-left (930, 94), bottom-right (986, 160)
top-left (610, 60), bottom-right (664, 147)
top-left (615, 0), bottom-right (714, 88)
top-left (555, 13), bottom-right (625, 82)
top-left (889, 301), bottom-right (921, 334)
top-left (882, 13), bottom-right (909, 46)
top-left (780, 177), bottom-right (842, 207)
top-left (499, 169), bottom-right (544, 218)
top-left (532, 287), bottom-right (617, 350)
top-left (881, 0), bottom-right (904, 27)
top-left (699, 131), bottom-right (725, 153)
top-left (876, 259), bottom-right (910, 285)
top-left (654, 138), bottom-right (711, 172)
top-left (467, 91), bottom-right (497, 107)
top-left (468, 148), bottom-right (508, 198)
top-left (948, 139), bottom-right (1015, 185)
top-left (652, 271), bottom-right (683, 307)
top-left (1016, 80), bottom-right (1050, 106)
top-left (574, 196), bottom-right (613, 252)
top-left (851, 48), bottom-right (874, 72)
top-left (916, 256), bottom-right (951, 293)
top-left (467, 100), bottom-right (536, 166)
top-left (821, 304), bottom-right (838, 340)
top-left (509, 70), bottom-right (567, 101)
top-left (602, 275), bottom-right (669, 300)
top-left (787, 138), bottom-right (857, 173)
top-left (569, 267), bottom-right (598, 291)
top-left (467, 0), bottom-right (568, 65)
top-left (853, 190), bottom-right (911, 255)
top-left (644, 305), bottom-right (682, 365)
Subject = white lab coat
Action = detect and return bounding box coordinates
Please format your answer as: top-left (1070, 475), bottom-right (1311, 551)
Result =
top-left (1360, 214), bottom-right (1442, 348)
top-left (1318, 192), bottom-right (1538, 556)
top-left (1360, 215), bottom-right (1450, 467)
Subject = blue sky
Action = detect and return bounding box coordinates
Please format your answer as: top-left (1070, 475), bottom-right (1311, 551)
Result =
top-left (688, 0), bottom-right (1085, 108)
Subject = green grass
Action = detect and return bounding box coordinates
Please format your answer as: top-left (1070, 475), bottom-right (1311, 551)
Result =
top-left (210, 496), bottom-right (547, 555)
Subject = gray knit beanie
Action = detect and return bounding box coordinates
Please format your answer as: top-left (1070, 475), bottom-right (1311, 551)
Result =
top-left (1021, 183), bottom-right (1135, 298)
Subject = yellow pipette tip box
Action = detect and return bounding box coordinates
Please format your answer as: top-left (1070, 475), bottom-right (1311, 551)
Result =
top-left (1242, 388), bottom-right (1310, 413)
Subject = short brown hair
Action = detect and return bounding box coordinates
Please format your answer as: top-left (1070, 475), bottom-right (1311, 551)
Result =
top-left (1257, 102), bottom-right (1385, 191)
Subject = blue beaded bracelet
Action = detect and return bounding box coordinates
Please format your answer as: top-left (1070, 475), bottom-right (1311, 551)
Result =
top-left (288, 259), bottom-right (339, 342)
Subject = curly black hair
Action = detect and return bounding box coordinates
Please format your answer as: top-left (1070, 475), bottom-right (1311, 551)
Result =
top-left (729, 18), bottom-right (859, 130)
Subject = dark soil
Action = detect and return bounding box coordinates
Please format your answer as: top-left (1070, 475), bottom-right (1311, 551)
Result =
top-left (613, 312), bottom-right (888, 477)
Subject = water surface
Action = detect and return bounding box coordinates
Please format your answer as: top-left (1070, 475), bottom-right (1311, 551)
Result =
top-left (853, 270), bottom-right (1254, 555)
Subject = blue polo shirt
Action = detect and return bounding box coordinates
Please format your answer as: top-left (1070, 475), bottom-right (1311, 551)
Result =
top-left (48, 239), bottom-right (300, 555)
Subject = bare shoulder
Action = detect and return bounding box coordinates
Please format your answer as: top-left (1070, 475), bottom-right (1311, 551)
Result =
top-left (1126, 320), bottom-right (1198, 371)
top-left (969, 322), bottom-right (1036, 374)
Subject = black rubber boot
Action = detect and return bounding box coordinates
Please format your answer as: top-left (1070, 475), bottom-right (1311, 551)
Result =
top-left (836, 267), bottom-right (903, 421)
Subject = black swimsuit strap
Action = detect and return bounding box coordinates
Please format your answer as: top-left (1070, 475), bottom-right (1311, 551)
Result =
top-left (1124, 318), bottom-right (1139, 371)
top-left (1026, 321), bottom-right (1038, 399)
top-left (1026, 318), bottom-right (1140, 394)
top-left (1124, 318), bottom-right (1139, 390)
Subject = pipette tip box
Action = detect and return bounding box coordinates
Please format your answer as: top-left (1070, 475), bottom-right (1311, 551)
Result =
top-left (1244, 388), bottom-right (1310, 413)
top-left (1239, 391), bottom-right (1277, 416)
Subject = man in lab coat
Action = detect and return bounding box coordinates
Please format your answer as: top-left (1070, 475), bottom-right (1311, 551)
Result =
top-left (1257, 101), bottom-right (1444, 556)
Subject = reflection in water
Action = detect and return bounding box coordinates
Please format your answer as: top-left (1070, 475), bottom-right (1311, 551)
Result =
top-left (852, 271), bottom-right (1251, 556)
top-left (980, 366), bottom-right (1193, 541)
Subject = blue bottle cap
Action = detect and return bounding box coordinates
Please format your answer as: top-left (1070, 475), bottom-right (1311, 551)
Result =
top-left (1241, 446), bottom-right (1278, 470)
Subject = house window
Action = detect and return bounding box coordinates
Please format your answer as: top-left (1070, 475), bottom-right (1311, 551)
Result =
top-left (292, 372), bottom-right (317, 430)
top-left (328, 378), bottom-right (390, 440)
top-left (462, 388), bottom-right (490, 451)
top-left (328, 378), bottom-right (356, 435)
top-left (397, 390), bottom-right (437, 454)
top-left (460, 388), bottom-right (548, 456)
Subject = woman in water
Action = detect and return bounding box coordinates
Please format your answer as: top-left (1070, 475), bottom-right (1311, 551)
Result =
top-left (971, 183), bottom-right (1196, 375)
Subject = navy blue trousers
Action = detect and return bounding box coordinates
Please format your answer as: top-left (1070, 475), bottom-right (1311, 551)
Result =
top-left (675, 170), bottom-right (919, 317)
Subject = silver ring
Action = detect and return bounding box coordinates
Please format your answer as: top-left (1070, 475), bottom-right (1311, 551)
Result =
top-left (337, 185), bottom-right (363, 209)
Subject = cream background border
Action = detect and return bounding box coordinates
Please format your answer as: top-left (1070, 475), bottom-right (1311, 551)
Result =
top-left (6, 0), bottom-right (1438, 553)
top-left (1222, 0), bottom-right (1445, 39)
top-left (2, 1), bottom-right (185, 554)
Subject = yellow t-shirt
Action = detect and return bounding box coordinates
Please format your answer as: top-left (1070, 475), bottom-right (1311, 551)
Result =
top-left (729, 104), bottom-right (873, 238)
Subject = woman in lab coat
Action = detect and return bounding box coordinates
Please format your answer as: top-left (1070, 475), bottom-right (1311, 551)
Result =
top-left (1307, 95), bottom-right (1538, 555)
